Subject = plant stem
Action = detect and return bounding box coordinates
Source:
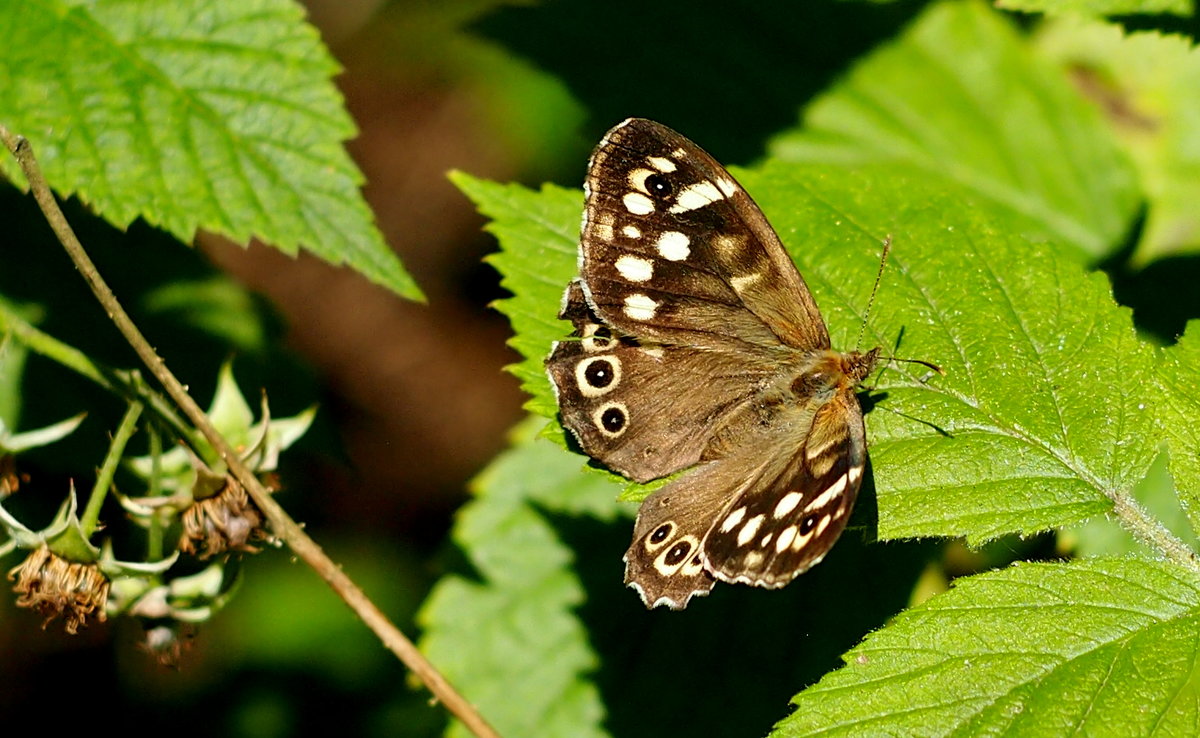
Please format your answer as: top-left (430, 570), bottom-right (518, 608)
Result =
top-left (81, 401), bottom-right (142, 536)
top-left (0, 125), bottom-right (501, 738)
top-left (1106, 486), bottom-right (1198, 571)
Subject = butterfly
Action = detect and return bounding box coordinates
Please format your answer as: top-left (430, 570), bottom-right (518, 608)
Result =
top-left (546, 118), bottom-right (881, 609)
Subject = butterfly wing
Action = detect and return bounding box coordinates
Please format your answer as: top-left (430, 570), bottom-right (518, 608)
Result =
top-left (624, 379), bottom-right (868, 608)
top-left (702, 386), bottom-right (868, 587)
top-left (547, 281), bottom-right (778, 482)
top-left (579, 118), bottom-right (830, 352)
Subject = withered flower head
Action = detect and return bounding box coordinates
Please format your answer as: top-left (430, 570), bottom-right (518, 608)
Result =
top-left (179, 477), bottom-right (269, 558)
top-left (9, 545), bottom-right (109, 634)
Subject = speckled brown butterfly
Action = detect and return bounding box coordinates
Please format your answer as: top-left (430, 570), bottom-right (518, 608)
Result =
top-left (546, 118), bottom-right (882, 609)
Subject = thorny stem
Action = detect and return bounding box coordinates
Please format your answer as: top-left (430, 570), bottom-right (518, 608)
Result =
top-left (0, 126), bottom-right (501, 738)
top-left (80, 400), bottom-right (142, 537)
top-left (1106, 484), bottom-right (1199, 571)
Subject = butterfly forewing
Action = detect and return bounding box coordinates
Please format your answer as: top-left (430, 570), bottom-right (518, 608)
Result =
top-left (548, 118), bottom-right (884, 610)
top-left (580, 118), bottom-right (829, 351)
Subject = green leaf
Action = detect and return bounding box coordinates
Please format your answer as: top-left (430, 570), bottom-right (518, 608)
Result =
top-left (469, 156), bottom-right (1159, 543)
top-left (0, 0), bottom-right (421, 299)
top-left (1036, 20), bottom-right (1200, 264)
top-left (453, 171), bottom-right (581, 424)
top-left (777, 557), bottom-right (1200, 736)
top-left (418, 418), bottom-right (625, 738)
top-left (997, 0), bottom-right (1193, 16)
top-left (1158, 322), bottom-right (1200, 538)
top-left (770, 0), bottom-right (1140, 259)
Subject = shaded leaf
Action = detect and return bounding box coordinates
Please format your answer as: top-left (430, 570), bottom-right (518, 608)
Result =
top-left (1036, 20), bottom-right (1200, 264)
top-left (771, 0), bottom-right (1140, 258)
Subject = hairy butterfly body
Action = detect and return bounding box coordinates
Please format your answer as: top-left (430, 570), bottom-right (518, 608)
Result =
top-left (546, 118), bottom-right (879, 609)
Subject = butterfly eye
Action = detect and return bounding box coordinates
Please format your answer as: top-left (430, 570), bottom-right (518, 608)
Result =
top-left (644, 173), bottom-right (673, 200)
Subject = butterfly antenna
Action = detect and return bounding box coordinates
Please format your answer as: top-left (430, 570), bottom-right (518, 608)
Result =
top-left (855, 235), bottom-right (892, 350)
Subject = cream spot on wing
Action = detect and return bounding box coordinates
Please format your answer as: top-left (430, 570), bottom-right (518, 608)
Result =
top-left (744, 550), bottom-right (765, 567)
top-left (615, 255), bottom-right (653, 283)
top-left (773, 491), bottom-right (803, 519)
top-left (730, 273), bottom-right (760, 293)
top-left (640, 346), bottom-right (665, 359)
top-left (627, 168), bottom-right (654, 193)
top-left (681, 554), bottom-right (705, 577)
top-left (814, 515), bottom-right (832, 537)
top-left (806, 434), bottom-right (838, 460)
top-left (848, 465), bottom-right (863, 485)
top-left (623, 192), bottom-right (654, 215)
top-left (623, 293), bottom-right (658, 320)
top-left (759, 533), bottom-right (773, 548)
top-left (736, 514), bottom-right (765, 547)
top-left (720, 506), bottom-right (747, 533)
top-left (715, 178), bottom-right (738, 197)
top-left (792, 527), bottom-right (814, 552)
top-left (807, 453), bottom-right (837, 479)
top-left (656, 231), bottom-right (690, 261)
top-left (647, 156), bottom-right (677, 173)
top-left (670, 147), bottom-right (686, 159)
top-left (776, 525), bottom-right (798, 553)
top-left (669, 181), bottom-right (725, 213)
top-left (622, 224), bottom-right (641, 239)
top-left (593, 222), bottom-right (613, 241)
top-left (805, 474), bottom-right (848, 512)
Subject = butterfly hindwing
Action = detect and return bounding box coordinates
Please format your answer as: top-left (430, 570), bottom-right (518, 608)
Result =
top-left (703, 389), bottom-right (868, 587)
top-left (547, 281), bottom-right (778, 482)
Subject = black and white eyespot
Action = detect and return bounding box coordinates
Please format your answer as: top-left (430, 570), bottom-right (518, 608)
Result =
top-left (592, 401), bottom-right (628, 438)
top-left (644, 521), bottom-right (675, 553)
top-left (643, 172), bottom-right (673, 201)
top-left (653, 534), bottom-right (700, 576)
top-left (581, 323), bottom-right (614, 352)
top-left (574, 355), bottom-right (621, 398)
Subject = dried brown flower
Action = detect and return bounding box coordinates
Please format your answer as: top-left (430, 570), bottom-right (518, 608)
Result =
top-left (9, 545), bottom-right (109, 634)
top-left (179, 477), bottom-right (268, 558)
